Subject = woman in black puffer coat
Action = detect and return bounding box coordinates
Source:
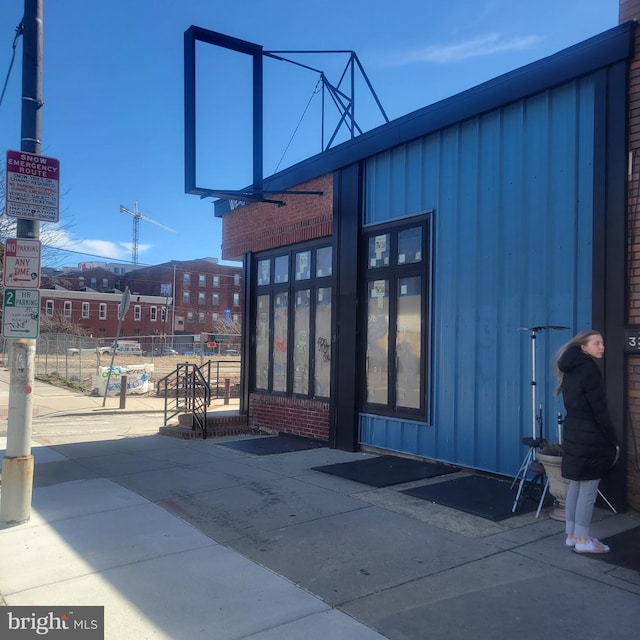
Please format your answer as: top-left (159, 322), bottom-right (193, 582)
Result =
top-left (554, 330), bottom-right (618, 554)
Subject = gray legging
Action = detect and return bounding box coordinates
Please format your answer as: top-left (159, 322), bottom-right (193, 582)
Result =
top-left (565, 478), bottom-right (600, 539)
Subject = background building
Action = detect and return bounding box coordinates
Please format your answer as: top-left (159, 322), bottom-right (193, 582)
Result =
top-left (38, 257), bottom-right (243, 353)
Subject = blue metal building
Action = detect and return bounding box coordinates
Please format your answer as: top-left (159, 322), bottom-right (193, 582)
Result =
top-left (211, 23), bottom-right (633, 508)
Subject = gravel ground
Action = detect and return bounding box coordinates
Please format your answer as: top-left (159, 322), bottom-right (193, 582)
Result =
top-left (33, 353), bottom-right (241, 395)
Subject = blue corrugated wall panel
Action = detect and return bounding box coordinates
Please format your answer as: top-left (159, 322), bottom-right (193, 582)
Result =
top-left (361, 77), bottom-right (595, 477)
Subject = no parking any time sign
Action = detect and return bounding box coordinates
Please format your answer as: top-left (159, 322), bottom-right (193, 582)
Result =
top-left (3, 238), bottom-right (41, 288)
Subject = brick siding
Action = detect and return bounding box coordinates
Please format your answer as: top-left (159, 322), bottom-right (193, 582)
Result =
top-left (221, 174), bottom-right (333, 260)
top-left (621, 1), bottom-right (640, 510)
top-left (249, 393), bottom-right (330, 442)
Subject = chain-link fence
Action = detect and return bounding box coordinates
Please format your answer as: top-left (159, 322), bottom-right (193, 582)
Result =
top-left (0, 334), bottom-right (242, 398)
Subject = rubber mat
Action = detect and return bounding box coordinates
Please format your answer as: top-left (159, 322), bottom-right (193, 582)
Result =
top-left (312, 455), bottom-right (458, 487)
top-left (402, 473), bottom-right (551, 521)
top-left (219, 434), bottom-right (326, 455)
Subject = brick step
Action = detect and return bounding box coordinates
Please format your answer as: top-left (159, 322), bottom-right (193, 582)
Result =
top-left (159, 411), bottom-right (248, 440)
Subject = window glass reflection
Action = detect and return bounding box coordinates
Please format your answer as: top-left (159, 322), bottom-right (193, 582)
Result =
top-left (273, 293), bottom-right (289, 391)
top-left (396, 276), bottom-right (422, 409)
top-left (255, 295), bottom-right (270, 389)
top-left (315, 287), bottom-right (331, 397)
top-left (397, 227), bottom-right (422, 264)
top-left (366, 279), bottom-right (389, 404)
top-left (294, 290), bottom-right (310, 395)
top-left (258, 260), bottom-right (270, 285)
top-left (274, 255), bottom-right (289, 283)
top-left (368, 234), bottom-right (390, 268)
top-left (295, 251), bottom-right (311, 280)
top-left (316, 246), bottom-right (332, 277)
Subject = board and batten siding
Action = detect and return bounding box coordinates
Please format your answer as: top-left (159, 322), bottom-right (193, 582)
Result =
top-left (361, 77), bottom-right (596, 476)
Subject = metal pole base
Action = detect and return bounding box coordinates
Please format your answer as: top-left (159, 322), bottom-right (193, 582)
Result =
top-left (0, 455), bottom-right (34, 525)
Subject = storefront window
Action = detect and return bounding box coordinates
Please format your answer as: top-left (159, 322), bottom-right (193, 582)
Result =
top-left (294, 290), bottom-right (310, 395)
top-left (253, 243), bottom-right (332, 399)
top-left (398, 227), bottom-right (422, 264)
top-left (258, 259), bottom-right (270, 285)
top-left (315, 287), bottom-right (332, 397)
top-left (366, 279), bottom-right (389, 404)
top-left (273, 293), bottom-right (289, 392)
top-left (316, 246), bottom-right (332, 277)
top-left (363, 218), bottom-right (429, 416)
top-left (396, 276), bottom-right (422, 409)
top-left (255, 294), bottom-right (270, 390)
top-left (274, 255), bottom-right (289, 283)
top-left (295, 250), bottom-right (311, 280)
top-left (368, 233), bottom-right (390, 268)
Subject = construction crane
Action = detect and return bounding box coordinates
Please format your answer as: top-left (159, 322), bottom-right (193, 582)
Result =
top-left (119, 202), bottom-right (176, 265)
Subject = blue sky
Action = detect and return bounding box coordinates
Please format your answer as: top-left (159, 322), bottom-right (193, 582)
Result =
top-left (0, 0), bottom-right (619, 268)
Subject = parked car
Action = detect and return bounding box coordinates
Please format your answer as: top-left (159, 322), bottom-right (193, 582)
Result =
top-left (109, 341), bottom-right (144, 356)
top-left (224, 349), bottom-right (240, 356)
top-left (67, 346), bottom-right (112, 356)
top-left (152, 346), bottom-right (178, 356)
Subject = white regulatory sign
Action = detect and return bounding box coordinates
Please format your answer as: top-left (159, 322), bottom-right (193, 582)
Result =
top-left (5, 149), bottom-right (60, 222)
top-left (3, 237), bottom-right (41, 288)
top-left (2, 288), bottom-right (41, 338)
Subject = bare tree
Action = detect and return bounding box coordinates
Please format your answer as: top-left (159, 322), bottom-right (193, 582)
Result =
top-left (39, 312), bottom-right (88, 336)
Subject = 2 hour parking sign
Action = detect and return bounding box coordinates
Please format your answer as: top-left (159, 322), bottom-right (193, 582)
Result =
top-left (2, 288), bottom-right (41, 338)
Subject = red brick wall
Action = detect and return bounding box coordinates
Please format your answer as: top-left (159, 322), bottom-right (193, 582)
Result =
top-left (620, 0), bottom-right (640, 22)
top-left (249, 393), bottom-right (330, 442)
top-left (221, 174), bottom-right (333, 260)
top-left (621, 1), bottom-right (640, 510)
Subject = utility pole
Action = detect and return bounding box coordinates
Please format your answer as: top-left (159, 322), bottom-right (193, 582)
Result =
top-left (1, 0), bottom-right (43, 524)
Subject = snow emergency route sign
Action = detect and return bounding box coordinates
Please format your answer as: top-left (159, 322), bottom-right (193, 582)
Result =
top-left (5, 149), bottom-right (60, 222)
top-left (3, 238), bottom-right (41, 288)
top-left (2, 288), bottom-right (40, 339)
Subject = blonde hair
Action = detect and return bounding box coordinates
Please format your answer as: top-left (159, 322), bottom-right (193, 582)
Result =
top-left (553, 329), bottom-right (602, 395)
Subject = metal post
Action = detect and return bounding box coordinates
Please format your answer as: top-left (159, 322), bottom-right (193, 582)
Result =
top-left (530, 330), bottom-right (537, 440)
top-left (119, 375), bottom-right (128, 409)
top-left (1, 0), bottom-right (43, 525)
top-left (102, 287), bottom-right (129, 407)
top-left (171, 263), bottom-right (176, 346)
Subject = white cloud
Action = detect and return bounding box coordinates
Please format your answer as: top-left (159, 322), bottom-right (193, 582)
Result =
top-left (41, 228), bottom-right (137, 261)
top-left (384, 33), bottom-right (544, 66)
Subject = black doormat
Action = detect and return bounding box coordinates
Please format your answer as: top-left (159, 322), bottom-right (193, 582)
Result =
top-left (587, 526), bottom-right (640, 573)
top-left (402, 474), bottom-right (551, 521)
top-left (312, 455), bottom-right (458, 487)
top-left (220, 434), bottom-right (326, 456)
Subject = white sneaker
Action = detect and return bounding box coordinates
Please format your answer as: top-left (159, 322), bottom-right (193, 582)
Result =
top-left (574, 538), bottom-right (610, 554)
top-left (564, 536), bottom-right (577, 548)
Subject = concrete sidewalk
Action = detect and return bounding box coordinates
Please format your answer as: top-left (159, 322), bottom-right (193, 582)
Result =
top-left (0, 366), bottom-right (238, 419)
top-left (1, 373), bottom-right (640, 639)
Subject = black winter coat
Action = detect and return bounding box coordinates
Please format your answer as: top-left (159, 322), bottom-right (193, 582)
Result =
top-left (558, 345), bottom-right (618, 481)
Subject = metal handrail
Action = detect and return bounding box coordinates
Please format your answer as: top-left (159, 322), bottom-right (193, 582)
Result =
top-left (158, 362), bottom-right (212, 438)
top-left (191, 365), bottom-right (211, 439)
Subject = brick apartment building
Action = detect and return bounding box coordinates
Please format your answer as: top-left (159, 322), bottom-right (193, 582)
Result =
top-left (39, 258), bottom-right (243, 350)
top-left (123, 258), bottom-right (243, 336)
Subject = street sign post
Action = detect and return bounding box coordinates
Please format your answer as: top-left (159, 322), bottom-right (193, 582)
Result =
top-left (3, 238), bottom-right (41, 288)
top-left (104, 287), bottom-right (131, 407)
top-left (119, 288), bottom-right (131, 320)
top-left (2, 288), bottom-right (41, 339)
top-left (5, 149), bottom-right (60, 222)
